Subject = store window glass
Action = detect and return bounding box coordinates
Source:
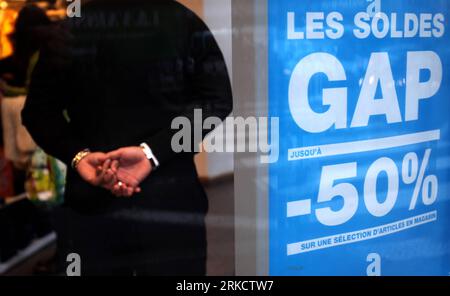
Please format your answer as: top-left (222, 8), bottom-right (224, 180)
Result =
top-left (0, 0), bottom-right (448, 277)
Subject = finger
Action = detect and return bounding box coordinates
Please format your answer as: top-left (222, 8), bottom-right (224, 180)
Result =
top-left (112, 181), bottom-right (130, 198)
top-left (134, 187), bottom-right (141, 193)
top-left (121, 184), bottom-right (132, 197)
top-left (107, 149), bottom-right (123, 161)
top-left (116, 171), bottom-right (139, 188)
top-left (111, 160), bottom-right (119, 173)
top-left (102, 169), bottom-right (117, 190)
top-left (116, 185), bottom-right (126, 197)
top-left (124, 185), bottom-right (134, 198)
top-left (101, 159), bottom-right (111, 176)
top-left (96, 166), bottom-right (103, 176)
top-left (94, 153), bottom-right (108, 164)
top-left (103, 168), bottom-right (115, 184)
top-left (95, 164), bottom-right (107, 185)
top-left (103, 158), bottom-right (111, 170)
top-left (97, 159), bottom-right (110, 185)
top-left (112, 183), bottom-right (124, 197)
top-left (122, 185), bottom-right (133, 197)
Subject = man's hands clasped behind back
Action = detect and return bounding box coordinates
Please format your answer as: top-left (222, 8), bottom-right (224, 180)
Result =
top-left (76, 147), bottom-right (153, 198)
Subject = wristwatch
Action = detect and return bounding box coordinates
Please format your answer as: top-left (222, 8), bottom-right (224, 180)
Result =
top-left (71, 149), bottom-right (91, 169)
top-left (140, 143), bottom-right (160, 169)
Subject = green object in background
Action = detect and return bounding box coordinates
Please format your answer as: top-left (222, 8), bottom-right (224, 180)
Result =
top-left (26, 148), bottom-right (65, 205)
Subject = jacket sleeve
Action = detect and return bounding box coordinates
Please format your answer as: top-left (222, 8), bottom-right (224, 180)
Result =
top-left (144, 14), bottom-right (233, 166)
top-left (22, 24), bottom-right (87, 166)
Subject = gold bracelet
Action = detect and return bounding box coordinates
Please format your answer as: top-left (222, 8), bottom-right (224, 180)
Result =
top-left (71, 149), bottom-right (91, 169)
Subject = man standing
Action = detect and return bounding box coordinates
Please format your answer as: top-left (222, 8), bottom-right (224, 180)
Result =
top-left (22, 0), bottom-right (232, 275)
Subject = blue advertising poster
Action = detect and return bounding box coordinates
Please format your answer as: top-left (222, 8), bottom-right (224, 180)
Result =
top-left (268, 0), bottom-right (450, 275)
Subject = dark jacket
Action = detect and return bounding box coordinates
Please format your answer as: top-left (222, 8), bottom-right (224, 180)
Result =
top-left (21, 0), bottom-right (232, 275)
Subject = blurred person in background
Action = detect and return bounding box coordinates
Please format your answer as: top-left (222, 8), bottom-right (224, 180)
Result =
top-left (0, 4), bottom-right (51, 97)
top-left (0, 5), bottom-right (62, 272)
top-left (22, 0), bottom-right (232, 275)
top-left (0, 4), bottom-right (58, 198)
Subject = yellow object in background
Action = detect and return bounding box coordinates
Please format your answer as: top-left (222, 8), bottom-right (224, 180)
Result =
top-left (0, 1), bottom-right (202, 59)
top-left (0, 5), bottom-right (17, 58)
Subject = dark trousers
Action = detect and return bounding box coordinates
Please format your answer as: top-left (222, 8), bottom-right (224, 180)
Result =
top-left (52, 204), bottom-right (207, 276)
